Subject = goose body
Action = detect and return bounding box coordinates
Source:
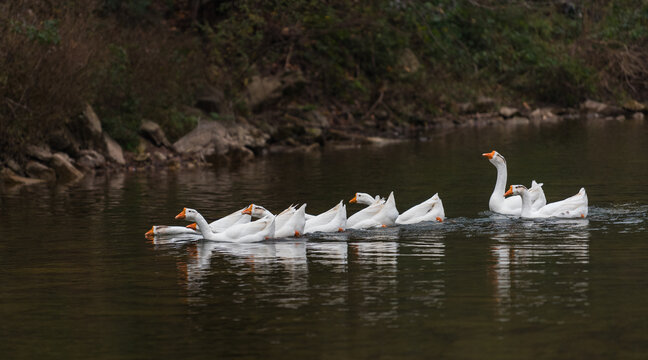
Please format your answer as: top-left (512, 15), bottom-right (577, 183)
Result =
top-left (146, 207), bottom-right (251, 239)
top-left (395, 193), bottom-right (445, 224)
top-left (176, 208), bottom-right (274, 243)
top-left (350, 192), bottom-right (399, 229)
top-left (505, 185), bottom-right (588, 218)
top-left (304, 200), bottom-right (347, 233)
top-left (483, 150), bottom-right (546, 215)
top-left (245, 204), bottom-right (306, 238)
top-left (347, 193), bottom-right (385, 228)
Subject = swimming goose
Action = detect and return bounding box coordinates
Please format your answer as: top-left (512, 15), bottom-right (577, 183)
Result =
top-left (304, 200), bottom-right (347, 233)
top-left (176, 207), bottom-right (274, 242)
top-left (145, 206), bottom-right (251, 239)
top-left (349, 191), bottom-right (399, 229)
top-left (395, 193), bottom-right (445, 224)
top-left (347, 193), bottom-right (385, 228)
top-left (243, 204), bottom-right (306, 238)
top-left (504, 185), bottom-right (588, 218)
top-left (482, 150), bottom-right (546, 215)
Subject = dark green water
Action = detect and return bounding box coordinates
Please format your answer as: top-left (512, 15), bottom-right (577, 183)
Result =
top-left (1, 119), bottom-right (647, 359)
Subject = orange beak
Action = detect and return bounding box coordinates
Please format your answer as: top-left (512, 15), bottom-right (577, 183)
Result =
top-left (145, 227), bottom-right (155, 239)
top-left (436, 217), bottom-right (443, 222)
top-left (338, 227), bottom-right (344, 232)
top-left (175, 208), bottom-right (187, 219)
top-left (294, 230), bottom-right (301, 237)
top-left (186, 223), bottom-right (197, 230)
top-left (482, 151), bottom-right (495, 159)
top-left (504, 185), bottom-right (514, 197)
top-left (242, 204), bottom-right (253, 215)
top-left (349, 194), bottom-right (358, 203)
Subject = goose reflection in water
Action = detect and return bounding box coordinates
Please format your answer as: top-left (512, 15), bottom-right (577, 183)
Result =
top-left (489, 219), bottom-right (590, 323)
top-left (176, 240), bottom-right (310, 307)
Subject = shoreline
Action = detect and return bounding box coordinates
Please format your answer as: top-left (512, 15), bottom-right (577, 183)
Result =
top-left (1, 99), bottom-right (645, 186)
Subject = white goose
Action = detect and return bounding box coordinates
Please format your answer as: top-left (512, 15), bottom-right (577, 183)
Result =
top-left (504, 185), bottom-right (588, 218)
top-left (349, 191), bottom-right (399, 229)
top-left (482, 150), bottom-right (547, 215)
top-left (145, 207), bottom-right (251, 239)
top-left (243, 204), bottom-right (307, 238)
top-left (176, 208), bottom-right (274, 242)
top-left (395, 193), bottom-right (445, 224)
top-left (346, 192), bottom-right (385, 228)
top-left (304, 200), bottom-right (347, 233)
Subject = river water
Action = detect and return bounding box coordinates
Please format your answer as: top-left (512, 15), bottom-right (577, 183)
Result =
top-left (1, 119), bottom-right (647, 359)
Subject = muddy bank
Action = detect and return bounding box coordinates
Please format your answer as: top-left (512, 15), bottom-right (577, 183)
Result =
top-left (1, 98), bottom-right (645, 186)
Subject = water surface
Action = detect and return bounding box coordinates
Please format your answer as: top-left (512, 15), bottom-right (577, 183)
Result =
top-left (1, 119), bottom-right (647, 359)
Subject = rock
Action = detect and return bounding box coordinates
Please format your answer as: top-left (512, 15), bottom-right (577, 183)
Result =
top-left (82, 103), bottom-right (103, 137)
top-left (77, 150), bottom-right (106, 169)
top-left (25, 144), bottom-right (53, 162)
top-left (1, 168), bottom-right (45, 185)
top-left (103, 134), bottom-right (125, 165)
top-left (140, 120), bottom-right (171, 148)
top-left (581, 99), bottom-right (608, 113)
top-left (622, 99), bottom-right (646, 112)
top-left (48, 127), bottom-right (80, 158)
top-left (475, 96), bottom-right (496, 112)
top-left (246, 70), bottom-right (305, 108)
top-left (305, 127), bottom-right (322, 138)
top-left (50, 153), bottom-right (84, 182)
top-left (152, 152), bottom-right (167, 162)
top-left (6, 159), bottom-right (21, 173)
top-left (457, 102), bottom-right (475, 114)
top-left (68, 104), bottom-right (106, 152)
top-left (615, 115), bottom-right (626, 121)
top-left (529, 108), bottom-right (558, 123)
top-left (195, 86), bottom-right (228, 114)
top-left (499, 106), bottom-right (519, 118)
top-left (134, 153), bottom-right (150, 162)
top-left (173, 119), bottom-right (268, 165)
top-left (305, 110), bottom-right (329, 128)
top-left (25, 161), bottom-right (56, 182)
top-left (507, 116), bottom-right (530, 126)
top-left (246, 75), bottom-right (282, 108)
top-left (398, 48), bottom-right (421, 73)
top-left (632, 112), bottom-right (645, 121)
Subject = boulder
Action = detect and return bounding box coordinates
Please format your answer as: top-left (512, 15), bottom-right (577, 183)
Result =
top-left (457, 102), bottom-right (475, 114)
top-left (25, 144), bottom-right (53, 162)
top-left (81, 103), bottom-right (103, 137)
top-left (25, 161), bottom-right (56, 182)
top-left (1, 168), bottom-right (45, 185)
top-left (475, 96), bottom-right (496, 112)
top-left (246, 70), bottom-right (305, 108)
top-left (622, 99), bottom-right (646, 112)
top-left (50, 153), bottom-right (84, 182)
top-left (581, 99), bottom-right (608, 113)
top-left (632, 112), bottom-right (645, 121)
top-left (103, 134), bottom-right (125, 165)
top-left (195, 86), bottom-right (228, 114)
top-left (499, 106), bottom-right (519, 118)
top-left (77, 150), bottom-right (106, 169)
top-left (506, 116), bottom-right (530, 126)
top-left (173, 119), bottom-right (268, 164)
top-left (48, 127), bottom-right (80, 158)
top-left (70, 104), bottom-right (107, 152)
top-left (6, 159), bottom-right (21, 173)
top-left (529, 108), bottom-right (558, 123)
top-left (140, 120), bottom-right (171, 148)
top-left (398, 48), bottom-right (421, 73)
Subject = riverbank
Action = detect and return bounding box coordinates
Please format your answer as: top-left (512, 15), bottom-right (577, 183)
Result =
top-left (1, 98), bottom-right (645, 186)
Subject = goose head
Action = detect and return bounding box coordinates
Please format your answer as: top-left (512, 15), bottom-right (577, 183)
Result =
top-left (242, 204), bottom-right (273, 218)
top-left (482, 150), bottom-right (506, 166)
top-left (175, 207), bottom-right (200, 221)
top-left (504, 185), bottom-right (528, 197)
top-left (350, 192), bottom-right (378, 205)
